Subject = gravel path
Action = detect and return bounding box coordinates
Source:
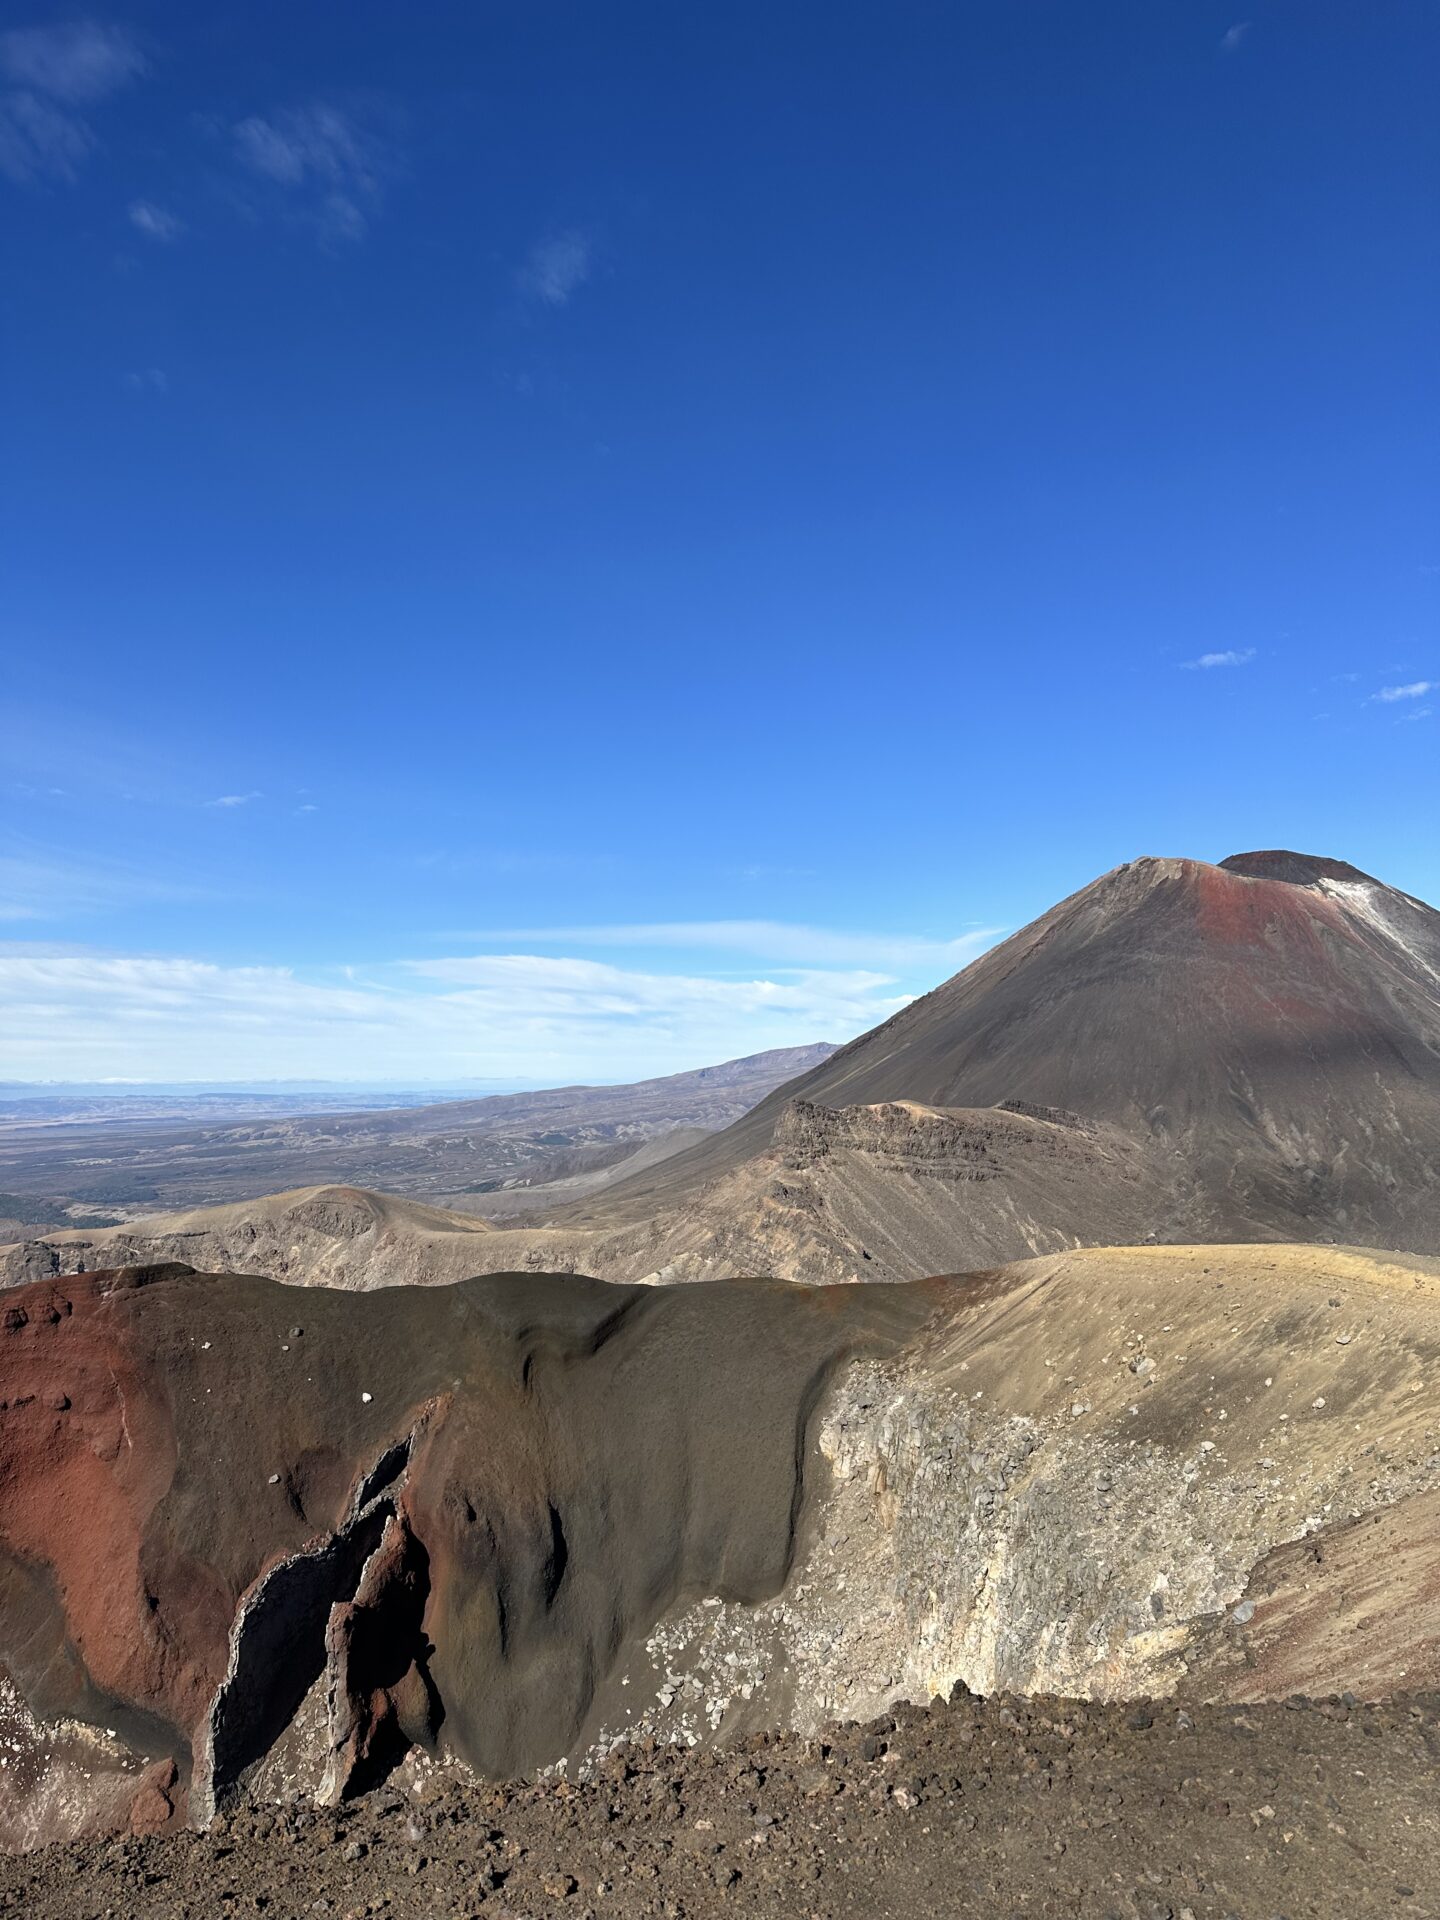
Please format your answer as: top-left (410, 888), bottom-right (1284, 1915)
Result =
top-left (3, 1688), bottom-right (1437, 1920)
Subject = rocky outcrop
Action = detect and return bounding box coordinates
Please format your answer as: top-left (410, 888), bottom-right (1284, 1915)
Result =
top-left (567, 1244), bottom-right (1440, 1764)
top-left (2, 1244), bottom-right (1437, 1847)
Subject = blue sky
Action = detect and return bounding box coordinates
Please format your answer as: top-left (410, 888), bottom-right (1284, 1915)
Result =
top-left (2, 2), bottom-right (1436, 1083)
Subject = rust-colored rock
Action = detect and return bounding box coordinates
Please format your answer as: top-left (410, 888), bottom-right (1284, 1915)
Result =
top-left (129, 1758), bottom-right (179, 1836)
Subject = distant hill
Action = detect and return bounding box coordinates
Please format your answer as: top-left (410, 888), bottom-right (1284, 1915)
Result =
top-left (0, 1042), bottom-right (838, 1227)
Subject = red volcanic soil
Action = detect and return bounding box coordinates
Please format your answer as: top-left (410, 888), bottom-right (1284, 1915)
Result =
top-left (0, 1272), bottom-right (232, 1742)
top-left (1187, 856), bottom-right (1349, 950)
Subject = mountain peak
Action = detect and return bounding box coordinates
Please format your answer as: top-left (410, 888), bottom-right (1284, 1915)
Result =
top-left (1218, 850), bottom-right (1378, 888)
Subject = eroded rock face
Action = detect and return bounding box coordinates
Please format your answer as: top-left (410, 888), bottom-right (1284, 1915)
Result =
top-left (0, 1262), bottom-right (929, 1846)
top-left (551, 1245), bottom-right (1440, 1764)
top-left (1, 1245), bottom-right (1437, 1847)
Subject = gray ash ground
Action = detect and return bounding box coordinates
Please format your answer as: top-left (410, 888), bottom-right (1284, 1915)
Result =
top-left (3, 1689), bottom-right (1438, 1920)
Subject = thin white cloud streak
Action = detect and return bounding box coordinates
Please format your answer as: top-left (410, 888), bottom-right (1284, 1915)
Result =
top-left (0, 949), bottom-right (910, 1082)
top-left (519, 231), bottom-right (592, 306)
top-left (205, 791), bottom-right (262, 808)
top-left (1220, 23), bottom-right (1251, 54)
top-left (128, 197), bottom-right (181, 240)
top-left (1372, 681), bottom-right (1434, 703)
top-left (0, 20), bottom-right (144, 184)
top-left (1183, 649), bottom-right (1255, 670)
top-left (452, 921), bottom-right (1004, 971)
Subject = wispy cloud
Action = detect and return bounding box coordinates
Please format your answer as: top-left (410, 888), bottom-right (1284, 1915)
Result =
top-left (0, 19), bottom-right (144, 101)
top-left (1183, 648), bottom-right (1256, 670)
top-left (0, 948), bottom-right (902, 1081)
top-left (128, 196), bottom-right (181, 240)
top-left (0, 845), bottom-right (203, 922)
top-left (1397, 707), bottom-right (1432, 724)
top-left (0, 89), bottom-right (91, 180)
top-left (206, 791), bottom-right (262, 809)
top-left (452, 920), bottom-right (1003, 973)
top-left (123, 366), bottom-right (167, 393)
top-left (0, 19), bottom-right (144, 184)
top-left (519, 230), bottom-right (593, 307)
top-left (1220, 22), bottom-right (1251, 54)
top-left (1371, 681), bottom-right (1434, 703)
top-left (232, 102), bottom-right (383, 243)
